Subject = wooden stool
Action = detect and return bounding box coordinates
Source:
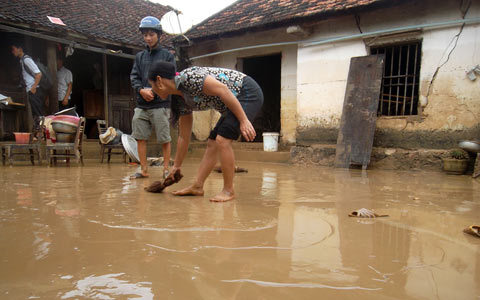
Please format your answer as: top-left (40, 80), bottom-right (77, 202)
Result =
top-left (1, 143), bottom-right (42, 166)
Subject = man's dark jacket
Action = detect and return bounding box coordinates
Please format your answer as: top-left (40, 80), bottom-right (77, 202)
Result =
top-left (130, 44), bottom-right (176, 109)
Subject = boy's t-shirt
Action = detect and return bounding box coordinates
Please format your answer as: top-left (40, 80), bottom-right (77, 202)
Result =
top-left (57, 66), bottom-right (73, 101)
top-left (21, 56), bottom-right (40, 92)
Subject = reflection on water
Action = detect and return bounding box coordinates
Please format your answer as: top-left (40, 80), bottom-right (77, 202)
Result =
top-left (0, 162), bottom-right (479, 299)
top-left (221, 278), bottom-right (382, 290)
top-left (88, 218), bottom-right (278, 232)
top-left (261, 171), bottom-right (277, 196)
top-left (32, 223), bottom-right (51, 260)
top-left (61, 273), bottom-right (153, 299)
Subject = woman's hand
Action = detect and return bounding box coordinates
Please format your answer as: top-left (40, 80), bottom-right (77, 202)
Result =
top-left (240, 119), bottom-right (256, 142)
top-left (166, 166), bottom-right (181, 181)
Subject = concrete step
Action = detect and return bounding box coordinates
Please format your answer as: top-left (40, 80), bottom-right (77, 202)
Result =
top-left (188, 141), bottom-right (291, 163)
top-left (188, 147), bottom-right (291, 163)
top-left (81, 140), bottom-right (291, 163)
top-left (188, 141), bottom-right (291, 151)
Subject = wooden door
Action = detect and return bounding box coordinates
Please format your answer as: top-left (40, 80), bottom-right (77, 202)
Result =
top-left (335, 54), bottom-right (385, 169)
top-left (109, 94), bottom-right (134, 134)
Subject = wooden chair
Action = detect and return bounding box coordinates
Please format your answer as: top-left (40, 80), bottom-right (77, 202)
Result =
top-left (45, 117), bottom-right (85, 166)
top-left (96, 119), bottom-right (127, 163)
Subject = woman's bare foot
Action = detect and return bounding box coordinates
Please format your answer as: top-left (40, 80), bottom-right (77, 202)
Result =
top-left (209, 190), bottom-right (235, 202)
top-left (172, 185), bottom-right (204, 196)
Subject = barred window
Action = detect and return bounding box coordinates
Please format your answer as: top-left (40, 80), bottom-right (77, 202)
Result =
top-left (371, 42), bottom-right (422, 116)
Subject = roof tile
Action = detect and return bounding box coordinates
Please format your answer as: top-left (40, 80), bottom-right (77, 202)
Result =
top-left (0, 0), bottom-right (172, 47)
top-left (186, 0), bottom-right (392, 40)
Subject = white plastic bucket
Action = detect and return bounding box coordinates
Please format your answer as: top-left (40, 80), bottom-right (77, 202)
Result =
top-left (262, 132), bottom-right (279, 152)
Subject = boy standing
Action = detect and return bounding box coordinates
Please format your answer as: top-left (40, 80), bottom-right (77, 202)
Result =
top-left (57, 57), bottom-right (73, 111)
top-left (10, 43), bottom-right (45, 133)
top-left (130, 16), bottom-right (176, 179)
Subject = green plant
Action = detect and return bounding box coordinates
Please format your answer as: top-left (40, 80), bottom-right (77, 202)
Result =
top-left (449, 148), bottom-right (469, 160)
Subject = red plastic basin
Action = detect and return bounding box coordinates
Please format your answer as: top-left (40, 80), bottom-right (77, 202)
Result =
top-left (51, 115), bottom-right (80, 126)
top-left (14, 132), bottom-right (31, 144)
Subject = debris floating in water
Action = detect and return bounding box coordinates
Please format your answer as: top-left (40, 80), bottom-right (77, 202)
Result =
top-left (463, 225), bottom-right (480, 238)
top-left (348, 208), bottom-right (388, 218)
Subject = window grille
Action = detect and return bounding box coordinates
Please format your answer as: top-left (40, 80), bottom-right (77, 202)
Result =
top-left (371, 42), bottom-right (422, 116)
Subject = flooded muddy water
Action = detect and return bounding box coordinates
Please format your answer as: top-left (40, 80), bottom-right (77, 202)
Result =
top-left (1, 159), bottom-right (479, 299)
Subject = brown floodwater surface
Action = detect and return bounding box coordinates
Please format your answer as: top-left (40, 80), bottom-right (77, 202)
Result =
top-left (0, 159), bottom-right (479, 299)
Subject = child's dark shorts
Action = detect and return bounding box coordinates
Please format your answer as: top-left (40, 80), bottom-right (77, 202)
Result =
top-left (208, 76), bottom-right (264, 141)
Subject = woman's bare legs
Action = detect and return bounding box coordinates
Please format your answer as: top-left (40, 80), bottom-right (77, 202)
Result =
top-left (172, 139), bottom-right (219, 196)
top-left (210, 136), bottom-right (235, 202)
top-left (173, 136), bottom-right (236, 201)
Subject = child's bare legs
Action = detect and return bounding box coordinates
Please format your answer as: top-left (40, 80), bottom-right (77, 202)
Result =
top-left (137, 139), bottom-right (149, 177)
top-left (210, 136), bottom-right (235, 202)
top-left (172, 138), bottom-right (219, 196)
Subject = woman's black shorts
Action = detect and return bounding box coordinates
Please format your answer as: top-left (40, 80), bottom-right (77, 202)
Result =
top-left (208, 76), bottom-right (264, 141)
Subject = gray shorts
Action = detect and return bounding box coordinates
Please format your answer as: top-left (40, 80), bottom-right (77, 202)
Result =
top-left (131, 107), bottom-right (171, 143)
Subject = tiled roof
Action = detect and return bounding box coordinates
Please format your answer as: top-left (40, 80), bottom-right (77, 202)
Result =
top-left (186, 0), bottom-right (396, 40)
top-left (0, 0), bottom-right (173, 47)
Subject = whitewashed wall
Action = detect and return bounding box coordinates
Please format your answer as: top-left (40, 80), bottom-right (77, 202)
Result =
top-left (296, 0), bottom-right (480, 145)
top-left (185, 0), bottom-right (480, 147)
top-left (297, 36), bottom-right (367, 130)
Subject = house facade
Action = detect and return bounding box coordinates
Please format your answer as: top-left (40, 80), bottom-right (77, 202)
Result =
top-left (0, 0), bottom-right (173, 139)
top-left (180, 0), bottom-right (480, 150)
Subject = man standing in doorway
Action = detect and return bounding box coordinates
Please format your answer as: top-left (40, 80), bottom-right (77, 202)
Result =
top-left (130, 16), bottom-right (175, 179)
top-left (57, 57), bottom-right (73, 112)
top-left (10, 42), bottom-right (45, 134)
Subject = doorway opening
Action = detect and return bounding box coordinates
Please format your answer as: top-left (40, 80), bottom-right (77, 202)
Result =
top-left (241, 54), bottom-right (281, 142)
top-left (67, 49), bottom-right (104, 138)
top-left (68, 49), bottom-right (133, 138)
